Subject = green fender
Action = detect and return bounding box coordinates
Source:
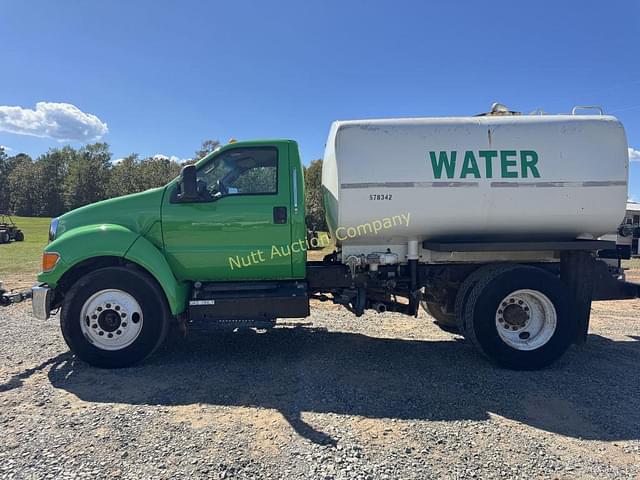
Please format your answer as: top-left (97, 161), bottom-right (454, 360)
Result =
top-left (125, 235), bottom-right (190, 315)
top-left (39, 224), bottom-right (189, 316)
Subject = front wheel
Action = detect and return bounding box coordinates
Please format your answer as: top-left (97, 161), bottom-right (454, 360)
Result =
top-left (61, 266), bottom-right (170, 368)
top-left (462, 265), bottom-right (573, 370)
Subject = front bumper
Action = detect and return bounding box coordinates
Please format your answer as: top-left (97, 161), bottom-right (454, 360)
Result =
top-left (32, 284), bottom-right (53, 320)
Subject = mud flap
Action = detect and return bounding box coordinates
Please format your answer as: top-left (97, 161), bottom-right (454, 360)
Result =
top-left (560, 251), bottom-right (596, 345)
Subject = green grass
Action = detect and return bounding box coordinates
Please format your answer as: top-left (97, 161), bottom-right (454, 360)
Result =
top-left (0, 216), bottom-right (50, 277)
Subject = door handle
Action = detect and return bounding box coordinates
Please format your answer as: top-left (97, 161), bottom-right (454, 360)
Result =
top-left (273, 206), bottom-right (288, 224)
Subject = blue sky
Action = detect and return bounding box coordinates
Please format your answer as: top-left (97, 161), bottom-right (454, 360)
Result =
top-left (1, 0), bottom-right (639, 198)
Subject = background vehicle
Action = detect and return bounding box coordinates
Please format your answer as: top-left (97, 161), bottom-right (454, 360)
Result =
top-left (0, 214), bottom-right (25, 244)
top-left (24, 106), bottom-right (639, 370)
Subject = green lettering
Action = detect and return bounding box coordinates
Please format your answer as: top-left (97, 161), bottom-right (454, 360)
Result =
top-left (460, 151), bottom-right (481, 178)
top-left (429, 151), bottom-right (457, 179)
top-left (478, 150), bottom-right (497, 178)
top-left (520, 150), bottom-right (540, 178)
top-left (500, 150), bottom-right (518, 178)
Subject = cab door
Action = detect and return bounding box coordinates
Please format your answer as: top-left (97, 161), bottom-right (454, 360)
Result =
top-left (161, 142), bottom-right (293, 282)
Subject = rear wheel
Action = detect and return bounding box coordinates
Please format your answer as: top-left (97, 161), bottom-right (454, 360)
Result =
top-left (462, 265), bottom-right (573, 370)
top-left (421, 299), bottom-right (459, 333)
top-left (0, 232), bottom-right (8, 244)
top-left (15, 231), bottom-right (24, 241)
top-left (455, 264), bottom-right (518, 334)
top-left (61, 266), bottom-right (170, 368)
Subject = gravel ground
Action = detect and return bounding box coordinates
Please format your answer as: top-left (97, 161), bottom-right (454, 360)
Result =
top-left (1, 299), bottom-right (639, 479)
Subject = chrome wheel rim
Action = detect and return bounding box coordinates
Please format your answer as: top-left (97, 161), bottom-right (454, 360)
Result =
top-left (80, 289), bottom-right (143, 351)
top-left (495, 289), bottom-right (556, 351)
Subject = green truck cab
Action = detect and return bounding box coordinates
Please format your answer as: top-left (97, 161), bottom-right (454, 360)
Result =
top-left (34, 140), bottom-right (310, 367)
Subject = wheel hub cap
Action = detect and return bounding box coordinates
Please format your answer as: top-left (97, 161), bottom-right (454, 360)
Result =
top-left (98, 309), bottom-right (121, 332)
top-left (80, 289), bottom-right (143, 351)
top-left (502, 303), bottom-right (529, 329)
top-left (495, 289), bottom-right (557, 351)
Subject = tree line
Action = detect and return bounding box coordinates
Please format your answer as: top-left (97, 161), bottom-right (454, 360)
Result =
top-left (0, 141), bottom-right (327, 230)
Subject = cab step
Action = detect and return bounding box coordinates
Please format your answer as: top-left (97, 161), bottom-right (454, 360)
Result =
top-left (188, 280), bottom-right (309, 322)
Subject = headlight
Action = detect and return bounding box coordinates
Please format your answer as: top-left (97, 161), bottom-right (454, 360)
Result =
top-left (49, 218), bottom-right (59, 242)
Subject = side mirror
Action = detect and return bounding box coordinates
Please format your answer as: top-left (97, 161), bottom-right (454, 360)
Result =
top-left (178, 164), bottom-right (199, 201)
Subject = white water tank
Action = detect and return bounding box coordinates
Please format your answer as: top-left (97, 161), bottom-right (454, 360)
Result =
top-left (322, 113), bottom-right (628, 247)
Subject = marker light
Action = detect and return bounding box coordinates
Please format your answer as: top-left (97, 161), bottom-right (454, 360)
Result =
top-left (42, 252), bottom-right (60, 272)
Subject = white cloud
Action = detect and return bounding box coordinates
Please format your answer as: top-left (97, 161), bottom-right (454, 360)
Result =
top-left (0, 102), bottom-right (108, 142)
top-left (629, 147), bottom-right (640, 162)
top-left (153, 154), bottom-right (191, 163)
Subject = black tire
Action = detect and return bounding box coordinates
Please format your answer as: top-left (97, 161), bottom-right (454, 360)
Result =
top-left (60, 266), bottom-right (170, 368)
top-left (421, 300), bottom-right (460, 333)
top-left (454, 264), bottom-right (519, 334)
top-left (0, 232), bottom-right (8, 244)
top-left (463, 265), bottom-right (572, 370)
top-left (15, 231), bottom-right (24, 241)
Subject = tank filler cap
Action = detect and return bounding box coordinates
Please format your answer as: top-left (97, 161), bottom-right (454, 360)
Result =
top-left (491, 103), bottom-right (510, 114)
top-left (476, 102), bottom-right (522, 117)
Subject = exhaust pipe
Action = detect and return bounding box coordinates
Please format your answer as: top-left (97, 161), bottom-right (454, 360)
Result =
top-left (372, 302), bottom-right (387, 313)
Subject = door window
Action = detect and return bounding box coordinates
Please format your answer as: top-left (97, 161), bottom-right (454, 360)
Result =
top-left (197, 147), bottom-right (278, 199)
